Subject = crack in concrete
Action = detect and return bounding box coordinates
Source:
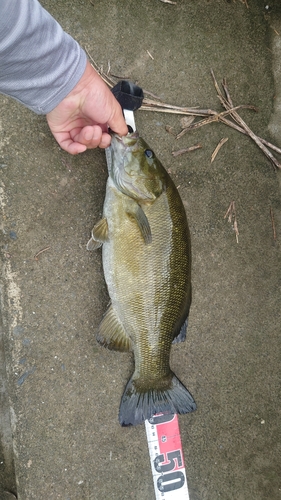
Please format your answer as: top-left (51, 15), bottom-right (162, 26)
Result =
top-left (0, 181), bottom-right (18, 495)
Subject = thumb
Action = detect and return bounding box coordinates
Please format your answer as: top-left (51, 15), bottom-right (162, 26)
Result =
top-left (107, 100), bottom-right (128, 136)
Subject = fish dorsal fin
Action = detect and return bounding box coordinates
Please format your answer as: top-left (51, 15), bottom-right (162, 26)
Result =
top-left (97, 305), bottom-right (132, 352)
top-left (126, 201), bottom-right (152, 245)
top-left (86, 217), bottom-right (108, 251)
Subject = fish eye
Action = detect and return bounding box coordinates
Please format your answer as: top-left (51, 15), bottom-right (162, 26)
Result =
top-left (145, 149), bottom-right (154, 159)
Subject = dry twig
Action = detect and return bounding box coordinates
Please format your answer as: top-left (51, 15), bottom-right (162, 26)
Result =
top-left (224, 201), bottom-right (239, 243)
top-left (165, 125), bottom-right (176, 135)
top-left (172, 144), bottom-right (202, 157)
top-left (211, 70), bottom-right (281, 169)
top-left (176, 70), bottom-right (281, 167)
top-left (146, 50), bottom-right (154, 60)
top-left (34, 246), bottom-right (51, 261)
top-left (176, 105), bottom-right (256, 140)
top-left (211, 138), bottom-right (228, 163)
top-left (217, 116), bottom-right (281, 155)
top-left (270, 206), bottom-right (277, 241)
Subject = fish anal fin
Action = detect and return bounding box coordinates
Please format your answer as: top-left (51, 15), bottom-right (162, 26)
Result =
top-left (172, 318), bottom-right (188, 344)
top-left (126, 202), bottom-right (152, 245)
top-left (86, 217), bottom-right (108, 251)
top-left (97, 305), bottom-right (132, 352)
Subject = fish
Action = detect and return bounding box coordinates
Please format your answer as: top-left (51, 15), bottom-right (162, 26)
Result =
top-left (87, 131), bottom-right (196, 426)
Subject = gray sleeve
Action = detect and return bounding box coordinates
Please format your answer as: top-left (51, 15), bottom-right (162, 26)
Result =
top-left (0, 0), bottom-right (87, 114)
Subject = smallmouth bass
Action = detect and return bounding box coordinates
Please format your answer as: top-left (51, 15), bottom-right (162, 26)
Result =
top-left (87, 131), bottom-right (196, 426)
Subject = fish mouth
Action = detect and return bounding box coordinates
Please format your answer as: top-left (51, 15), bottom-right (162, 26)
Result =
top-left (107, 130), bottom-right (139, 175)
top-left (106, 131), bottom-right (140, 171)
top-left (106, 131), bottom-right (139, 170)
top-left (111, 130), bottom-right (139, 149)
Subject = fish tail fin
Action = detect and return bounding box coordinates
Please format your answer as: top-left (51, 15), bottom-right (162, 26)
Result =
top-left (119, 372), bottom-right (196, 427)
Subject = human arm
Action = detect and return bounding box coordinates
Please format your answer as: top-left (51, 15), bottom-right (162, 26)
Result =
top-left (0, 0), bottom-right (127, 153)
top-left (46, 61), bottom-right (128, 153)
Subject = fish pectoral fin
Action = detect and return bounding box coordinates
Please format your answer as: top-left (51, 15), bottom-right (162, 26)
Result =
top-left (97, 305), bottom-right (132, 352)
top-left (86, 217), bottom-right (109, 251)
top-left (126, 202), bottom-right (152, 245)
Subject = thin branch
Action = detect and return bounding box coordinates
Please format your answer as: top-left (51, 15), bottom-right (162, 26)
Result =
top-left (176, 105), bottom-right (256, 139)
top-left (34, 246), bottom-right (50, 261)
top-left (218, 117), bottom-right (281, 154)
top-left (172, 144), bottom-right (202, 157)
top-left (211, 138), bottom-right (229, 163)
top-left (141, 99), bottom-right (212, 116)
top-left (224, 201), bottom-right (239, 243)
top-left (211, 70), bottom-right (281, 169)
top-left (270, 206), bottom-right (277, 241)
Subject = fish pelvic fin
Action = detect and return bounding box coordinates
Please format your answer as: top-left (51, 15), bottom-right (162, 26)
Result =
top-left (97, 305), bottom-right (132, 352)
top-left (119, 372), bottom-right (196, 426)
top-left (86, 217), bottom-right (109, 251)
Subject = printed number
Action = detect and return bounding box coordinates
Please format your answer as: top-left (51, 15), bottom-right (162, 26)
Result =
top-left (154, 451), bottom-right (185, 492)
top-left (157, 471), bottom-right (185, 492)
top-left (154, 450), bottom-right (183, 473)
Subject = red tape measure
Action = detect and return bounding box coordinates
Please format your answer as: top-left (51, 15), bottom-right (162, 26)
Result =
top-left (145, 413), bottom-right (190, 499)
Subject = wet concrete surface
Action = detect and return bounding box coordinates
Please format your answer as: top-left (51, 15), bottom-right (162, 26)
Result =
top-left (0, 1), bottom-right (280, 499)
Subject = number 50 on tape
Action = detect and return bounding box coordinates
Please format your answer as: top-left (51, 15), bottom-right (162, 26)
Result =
top-left (145, 413), bottom-right (190, 500)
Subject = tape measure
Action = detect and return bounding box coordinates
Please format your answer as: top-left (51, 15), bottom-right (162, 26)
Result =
top-left (145, 413), bottom-right (190, 499)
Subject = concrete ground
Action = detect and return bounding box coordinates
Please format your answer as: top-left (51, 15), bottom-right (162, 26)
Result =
top-left (0, 1), bottom-right (281, 499)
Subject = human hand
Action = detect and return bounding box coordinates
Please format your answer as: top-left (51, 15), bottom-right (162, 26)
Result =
top-left (46, 61), bottom-right (128, 154)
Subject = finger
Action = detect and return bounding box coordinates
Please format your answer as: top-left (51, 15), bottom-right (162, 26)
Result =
top-left (72, 125), bottom-right (103, 147)
top-left (108, 107), bottom-right (128, 137)
top-left (73, 126), bottom-right (113, 150)
top-left (60, 139), bottom-right (87, 155)
top-left (97, 132), bottom-right (112, 149)
top-left (56, 126), bottom-right (103, 154)
top-left (64, 133), bottom-right (110, 154)
top-left (57, 129), bottom-right (111, 154)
